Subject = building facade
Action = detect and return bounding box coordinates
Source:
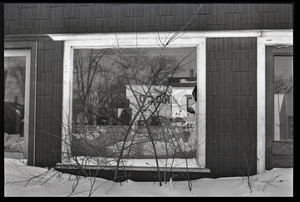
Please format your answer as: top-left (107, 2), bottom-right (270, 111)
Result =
top-left (4, 3), bottom-right (293, 179)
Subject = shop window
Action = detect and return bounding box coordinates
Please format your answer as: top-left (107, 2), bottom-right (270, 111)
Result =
top-left (70, 47), bottom-right (198, 161)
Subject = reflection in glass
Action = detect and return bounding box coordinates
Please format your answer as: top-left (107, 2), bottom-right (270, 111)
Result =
top-left (4, 57), bottom-right (26, 137)
top-left (71, 48), bottom-right (198, 160)
top-left (274, 56), bottom-right (293, 141)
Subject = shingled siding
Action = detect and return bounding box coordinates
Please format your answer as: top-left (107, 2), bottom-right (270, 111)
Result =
top-left (34, 38), bottom-right (63, 166)
top-left (4, 3), bottom-right (293, 35)
top-left (206, 38), bottom-right (257, 177)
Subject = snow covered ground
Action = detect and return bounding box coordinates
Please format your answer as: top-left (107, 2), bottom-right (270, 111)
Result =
top-left (4, 158), bottom-right (293, 197)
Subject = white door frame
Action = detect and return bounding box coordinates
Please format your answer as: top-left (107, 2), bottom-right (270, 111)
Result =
top-left (256, 35), bottom-right (293, 173)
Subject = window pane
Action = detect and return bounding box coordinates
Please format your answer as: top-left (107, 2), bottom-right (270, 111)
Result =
top-left (4, 57), bottom-right (26, 137)
top-left (274, 56), bottom-right (293, 140)
top-left (71, 47), bottom-right (197, 160)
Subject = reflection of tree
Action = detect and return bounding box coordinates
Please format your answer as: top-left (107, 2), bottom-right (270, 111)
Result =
top-left (274, 74), bottom-right (293, 94)
top-left (145, 55), bottom-right (178, 85)
top-left (5, 57), bottom-right (26, 100)
top-left (73, 49), bottom-right (181, 125)
top-left (73, 49), bottom-right (112, 125)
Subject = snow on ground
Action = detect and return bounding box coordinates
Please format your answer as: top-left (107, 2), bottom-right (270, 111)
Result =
top-left (4, 158), bottom-right (293, 197)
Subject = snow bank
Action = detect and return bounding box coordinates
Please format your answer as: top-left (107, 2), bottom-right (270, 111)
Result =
top-left (4, 158), bottom-right (293, 197)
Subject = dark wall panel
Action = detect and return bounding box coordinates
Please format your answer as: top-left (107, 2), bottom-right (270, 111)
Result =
top-left (35, 38), bottom-right (63, 166)
top-left (206, 37), bottom-right (257, 178)
top-left (4, 4), bottom-right (293, 35)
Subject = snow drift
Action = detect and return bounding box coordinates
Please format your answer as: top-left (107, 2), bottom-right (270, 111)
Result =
top-left (4, 158), bottom-right (293, 197)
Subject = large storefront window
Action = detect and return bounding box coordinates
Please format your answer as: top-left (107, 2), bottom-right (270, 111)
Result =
top-left (70, 47), bottom-right (198, 161)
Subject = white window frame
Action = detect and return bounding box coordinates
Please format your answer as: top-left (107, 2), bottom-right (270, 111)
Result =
top-left (54, 33), bottom-right (206, 167)
top-left (4, 49), bottom-right (31, 159)
top-left (49, 29), bottom-right (293, 173)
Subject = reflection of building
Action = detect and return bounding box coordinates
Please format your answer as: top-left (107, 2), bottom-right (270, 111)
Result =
top-left (168, 77), bottom-right (196, 122)
top-left (126, 85), bottom-right (172, 120)
top-left (126, 77), bottom-right (196, 122)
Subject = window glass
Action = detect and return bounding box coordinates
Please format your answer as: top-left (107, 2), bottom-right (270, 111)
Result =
top-left (71, 47), bottom-right (198, 159)
top-left (4, 57), bottom-right (26, 137)
top-left (273, 56), bottom-right (293, 140)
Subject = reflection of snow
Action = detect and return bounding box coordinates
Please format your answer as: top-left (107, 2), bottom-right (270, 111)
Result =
top-left (72, 133), bottom-right (84, 139)
top-left (107, 137), bottom-right (195, 159)
top-left (72, 131), bottom-right (101, 140)
top-left (73, 126), bottom-right (108, 140)
top-left (71, 125), bottom-right (196, 159)
top-left (98, 127), bottom-right (107, 134)
top-left (86, 134), bottom-right (94, 140)
top-left (4, 133), bottom-right (24, 153)
top-left (67, 156), bottom-right (199, 168)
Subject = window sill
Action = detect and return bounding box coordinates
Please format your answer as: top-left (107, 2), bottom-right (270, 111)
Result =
top-left (273, 139), bottom-right (293, 143)
top-left (55, 162), bottom-right (210, 182)
top-left (55, 163), bottom-right (210, 173)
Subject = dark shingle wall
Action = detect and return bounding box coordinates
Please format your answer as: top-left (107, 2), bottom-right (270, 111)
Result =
top-left (206, 37), bottom-right (257, 177)
top-left (34, 39), bottom-right (63, 166)
top-left (4, 3), bottom-right (293, 35)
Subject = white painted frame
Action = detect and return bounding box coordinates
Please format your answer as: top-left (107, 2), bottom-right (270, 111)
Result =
top-left (256, 34), bottom-right (293, 173)
top-left (4, 49), bottom-right (31, 159)
top-left (56, 33), bottom-right (207, 167)
top-left (49, 29), bottom-right (293, 173)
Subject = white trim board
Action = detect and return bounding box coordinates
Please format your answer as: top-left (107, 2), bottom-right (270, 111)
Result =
top-left (48, 29), bottom-right (292, 41)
